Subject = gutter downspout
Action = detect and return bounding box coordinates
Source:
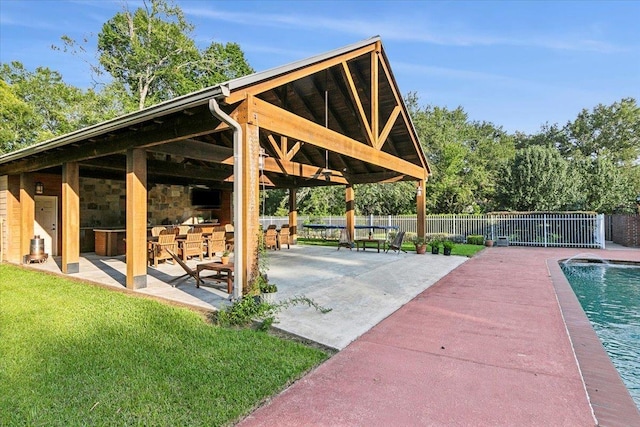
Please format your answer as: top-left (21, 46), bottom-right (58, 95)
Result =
top-left (208, 88), bottom-right (243, 301)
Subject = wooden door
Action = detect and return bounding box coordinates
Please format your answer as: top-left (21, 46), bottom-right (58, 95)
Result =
top-left (35, 196), bottom-right (58, 256)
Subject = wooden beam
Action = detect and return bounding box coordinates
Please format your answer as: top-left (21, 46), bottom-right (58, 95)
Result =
top-left (224, 44), bottom-right (377, 104)
top-left (20, 173), bottom-right (35, 262)
top-left (378, 54), bottom-right (430, 174)
top-left (348, 172), bottom-right (407, 184)
top-left (250, 97), bottom-right (426, 179)
top-left (126, 148), bottom-right (147, 289)
top-left (1, 108), bottom-right (225, 175)
top-left (371, 48), bottom-right (379, 148)
top-left (239, 116), bottom-right (261, 294)
top-left (150, 139), bottom-right (234, 164)
top-left (377, 106), bottom-right (401, 150)
top-left (288, 188), bottom-right (297, 243)
top-left (346, 184), bottom-right (355, 241)
top-left (266, 134), bottom-right (285, 160)
top-left (5, 175), bottom-right (21, 262)
top-left (262, 157), bottom-right (348, 184)
top-left (417, 179), bottom-right (426, 238)
top-left (342, 61), bottom-right (373, 146)
top-left (62, 162), bottom-right (80, 273)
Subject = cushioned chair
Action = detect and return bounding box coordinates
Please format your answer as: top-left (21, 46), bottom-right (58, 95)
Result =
top-left (148, 233), bottom-right (178, 267)
top-left (178, 231), bottom-right (204, 261)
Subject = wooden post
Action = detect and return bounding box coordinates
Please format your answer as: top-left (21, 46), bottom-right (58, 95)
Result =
top-left (20, 173), bottom-right (35, 263)
top-left (126, 148), bottom-right (147, 289)
top-left (417, 179), bottom-right (426, 238)
top-left (237, 99), bottom-right (260, 294)
top-left (62, 162), bottom-right (80, 273)
top-left (288, 187), bottom-right (297, 243)
top-left (346, 184), bottom-right (355, 240)
top-left (6, 175), bottom-right (22, 263)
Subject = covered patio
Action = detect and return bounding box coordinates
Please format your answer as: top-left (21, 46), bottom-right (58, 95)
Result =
top-left (28, 245), bottom-right (468, 350)
top-left (1, 36), bottom-right (430, 298)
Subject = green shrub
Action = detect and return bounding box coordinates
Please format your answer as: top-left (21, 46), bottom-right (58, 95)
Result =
top-left (443, 240), bottom-right (455, 249)
top-left (466, 235), bottom-right (484, 245)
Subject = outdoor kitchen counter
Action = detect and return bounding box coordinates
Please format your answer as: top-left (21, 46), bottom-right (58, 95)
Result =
top-left (93, 229), bottom-right (127, 256)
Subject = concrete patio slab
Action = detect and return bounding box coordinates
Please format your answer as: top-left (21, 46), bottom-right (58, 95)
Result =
top-left (26, 244), bottom-right (468, 350)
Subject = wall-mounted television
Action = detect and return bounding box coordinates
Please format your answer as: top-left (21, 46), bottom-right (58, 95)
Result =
top-left (191, 188), bottom-right (222, 209)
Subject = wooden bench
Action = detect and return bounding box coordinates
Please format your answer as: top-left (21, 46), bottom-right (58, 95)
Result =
top-left (355, 238), bottom-right (386, 253)
top-left (196, 262), bottom-right (234, 294)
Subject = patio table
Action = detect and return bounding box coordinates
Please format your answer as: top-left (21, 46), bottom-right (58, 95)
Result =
top-left (196, 261), bottom-right (234, 294)
top-left (355, 238), bottom-right (387, 253)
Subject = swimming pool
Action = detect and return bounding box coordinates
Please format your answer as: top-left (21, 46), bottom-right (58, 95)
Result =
top-left (561, 261), bottom-right (640, 408)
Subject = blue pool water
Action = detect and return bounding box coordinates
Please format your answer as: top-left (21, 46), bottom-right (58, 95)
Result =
top-left (561, 261), bottom-right (640, 408)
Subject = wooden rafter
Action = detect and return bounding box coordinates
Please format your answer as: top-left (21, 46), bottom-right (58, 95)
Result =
top-left (371, 45), bottom-right (379, 148)
top-left (250, 97), bottom-right (425, 179)
top-left (377, 106), bottom-right (401, 150)
top-left (342, 61), bottom-right (374, 146)
top-left (224, 44), bottom-right (377, 105)
top-left (377, 54), bottom-right (429, 172)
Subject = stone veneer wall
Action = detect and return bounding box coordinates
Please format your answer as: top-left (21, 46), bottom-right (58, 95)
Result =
top-left (80, 177), bottom-right (227, 227)
top-left (80, 177), bottom-right (127, 227)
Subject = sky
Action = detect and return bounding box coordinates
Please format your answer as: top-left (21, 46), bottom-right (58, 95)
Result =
top-left (1, 0), bottom-right (639, 135)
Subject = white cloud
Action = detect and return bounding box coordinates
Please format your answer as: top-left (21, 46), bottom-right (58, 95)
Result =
top-left (184, 6), bottom-right (627, 54)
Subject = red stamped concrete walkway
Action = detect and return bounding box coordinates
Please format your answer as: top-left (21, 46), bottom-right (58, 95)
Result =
top-left (239, 247), bottom-right (640, 426)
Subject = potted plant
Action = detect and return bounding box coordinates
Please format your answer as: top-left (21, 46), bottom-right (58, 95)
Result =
top-left (443, 240), bottom-right (455, 256)
top-left (259, 281), bottom-right (278, 304)
top-left (220, 249), bottom-right (230, 264)
top-left (413, 236), bottom-right (427, 254)
top-left (430, 238), bottom-right (441, 255)
top-left (485, 238), bottom-right (494, 247)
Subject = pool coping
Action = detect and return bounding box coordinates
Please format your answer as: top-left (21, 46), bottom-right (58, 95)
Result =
top-left (548, 257), bottom-right (640, 425)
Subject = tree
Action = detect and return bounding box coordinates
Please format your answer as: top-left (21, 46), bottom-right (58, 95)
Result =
top-left (564, 98), bottom-right (640, 166)
top-left (574, 157), bottom-right (630, 213)
top-left (497, 146), bottom-right (579, 211)
top-left (95, 0), bottom-right (199, 109)
top-left (355, 182), bottom-right (416, 215)
top-left (296, 186), bottom-right (345, 216)
top-left (1, 61), bottom-right (121, 148)
top-left (0, 80), bottom-right (41, 154)
top-left (406, 93), bottom-right (515, 213)
top-left (60, 0), bottom-right (254, 110)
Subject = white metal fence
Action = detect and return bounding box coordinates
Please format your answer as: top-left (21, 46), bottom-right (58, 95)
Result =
top-left (260, 212), bottom-right (605, 248)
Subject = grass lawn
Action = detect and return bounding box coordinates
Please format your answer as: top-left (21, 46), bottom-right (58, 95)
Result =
top-left (298, 238), bottom-right (485, 257)
top-left (0, 265), bottom-right (329, 426)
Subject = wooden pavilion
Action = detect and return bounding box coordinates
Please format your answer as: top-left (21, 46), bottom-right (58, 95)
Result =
top-left (0, 36), bottom-right (431, 298)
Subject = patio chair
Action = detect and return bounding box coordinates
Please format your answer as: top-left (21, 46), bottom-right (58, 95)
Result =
top-left (178, 225), bottom-right (192, 235)
top-left (385, 230), bottom-right (406, 254)
top-left (224, 224), bottom-right (235, 252)
top-left (279, 224), bottom-right (292, 249)
top-left (165, 249), bottom-right (202, 287)
top-left (178, 231), bottom-right (204, 261)
top-left (151, 226), bottom-right (166, 237)
top-left (148, 233), bottom-right (178, 267)
top-left (337, 229), bottom-right (354, 250)
top-left (206, 230), bottom-right (226, 258)
top-left (264, 228), bottom-right (279, 250)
